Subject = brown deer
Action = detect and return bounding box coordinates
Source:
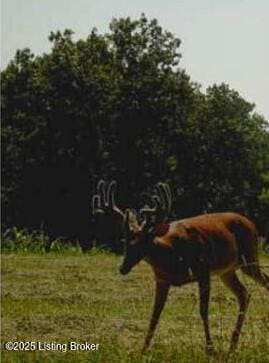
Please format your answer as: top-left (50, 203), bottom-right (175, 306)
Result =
top-left (115, 183), bottom-right (269, 354)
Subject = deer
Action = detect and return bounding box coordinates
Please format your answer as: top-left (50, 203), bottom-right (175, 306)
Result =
top-left (92, 181), bottom-right (269, 354)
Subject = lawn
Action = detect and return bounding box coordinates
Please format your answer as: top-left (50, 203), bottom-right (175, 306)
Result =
top-left (1, 251), bottom-right (269, 362)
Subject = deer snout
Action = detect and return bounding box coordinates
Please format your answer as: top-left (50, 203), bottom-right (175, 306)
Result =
top-left (119, 263), bottom-right (131, 275)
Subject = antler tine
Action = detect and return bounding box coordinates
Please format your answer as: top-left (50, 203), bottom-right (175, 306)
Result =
top-left (161, 183), bottom-right (172, 215)
top-left (139, 194), bottom-right (159, 212)
top-left (97, 180), bottom-right (106, 207)
top-left (157, 182), bottom-right (172, 216)
top-left (105, 180), bottom-right (126, 218)
top-left (91, 194), bottom-right (101, 214)
top-left (139, 205), bottom-right (156, 215)
top-left (151, 194), bottom-right (161, 209)
top-left (107, 180), bottom-right (116, 209)
top-left (157, 183), bottom-right (168, 211)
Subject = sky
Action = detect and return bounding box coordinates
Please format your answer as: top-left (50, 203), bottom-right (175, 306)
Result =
top-left (1, 0), bottom-right (269, 119)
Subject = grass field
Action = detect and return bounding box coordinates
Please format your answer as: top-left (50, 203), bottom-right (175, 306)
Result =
top-left (1, 250), bottom-right (269, 362)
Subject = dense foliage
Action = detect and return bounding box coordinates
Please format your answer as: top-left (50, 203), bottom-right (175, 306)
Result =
top-left (2, 15), bottom-right (269, 244)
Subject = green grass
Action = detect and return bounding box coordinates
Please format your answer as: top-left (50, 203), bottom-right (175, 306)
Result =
top-left (1, 251), bottom-right (269, 363)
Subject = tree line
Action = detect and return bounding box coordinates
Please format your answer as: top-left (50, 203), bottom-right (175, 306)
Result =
top-left (2, 15), bottom-right (269, 246)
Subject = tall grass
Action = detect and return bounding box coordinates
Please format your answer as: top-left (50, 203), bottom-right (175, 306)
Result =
top-left (1, 227), bottom-right (83, 254)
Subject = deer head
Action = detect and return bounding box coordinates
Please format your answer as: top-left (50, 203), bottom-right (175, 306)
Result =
top-left (119, 183), bottom-right (172, 275)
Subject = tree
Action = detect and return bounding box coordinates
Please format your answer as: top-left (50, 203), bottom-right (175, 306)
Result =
top-left (187, 84), bottom-right (269, 230)
top-left (2, 30), bottom-right (115, 241)
top-left (2, 15), bottom-right (269, 243)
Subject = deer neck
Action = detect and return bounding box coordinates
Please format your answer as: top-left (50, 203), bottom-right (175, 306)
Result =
top-left (144, 238), bottom-right (198, 286)
top-left (144, 239), bottom-right (175, 274)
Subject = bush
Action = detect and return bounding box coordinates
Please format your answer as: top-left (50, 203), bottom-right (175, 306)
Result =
top-left (1, 227), bottom-right (83, 254)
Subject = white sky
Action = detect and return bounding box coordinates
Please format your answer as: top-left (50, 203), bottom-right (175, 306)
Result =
top-left (1, 0), bottom-right (269, 119)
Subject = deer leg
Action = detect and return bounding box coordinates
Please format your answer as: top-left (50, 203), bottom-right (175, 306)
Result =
top-left (142, 280), bottom-right (170, 352)
top-left (198, 274), bottom-right (215, 355)
top-left (221, 271), bottom-right (250, 352)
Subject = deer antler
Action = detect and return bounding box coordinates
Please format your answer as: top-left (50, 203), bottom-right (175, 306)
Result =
top-left (139, 182), bottom-right (172, 225)
top-left (92, 180), bottom-right (104, 214)
top-left (92, 180), bottom-right (125, 217)
top-left (106, 180), bottom-right (116, 209)
top-left (157, 182), bottom-right (172, 216)
top-left (98, 180), bottom-right (106, 207)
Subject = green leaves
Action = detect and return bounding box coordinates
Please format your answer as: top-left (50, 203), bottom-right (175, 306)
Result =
top-left (1, 14), bottom-right (269, 239)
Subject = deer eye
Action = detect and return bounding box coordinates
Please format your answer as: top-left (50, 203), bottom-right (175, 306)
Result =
top-left (133, 231), bottom-right (144, 239)
top-left (129, 231), bottom-right (144, 245)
